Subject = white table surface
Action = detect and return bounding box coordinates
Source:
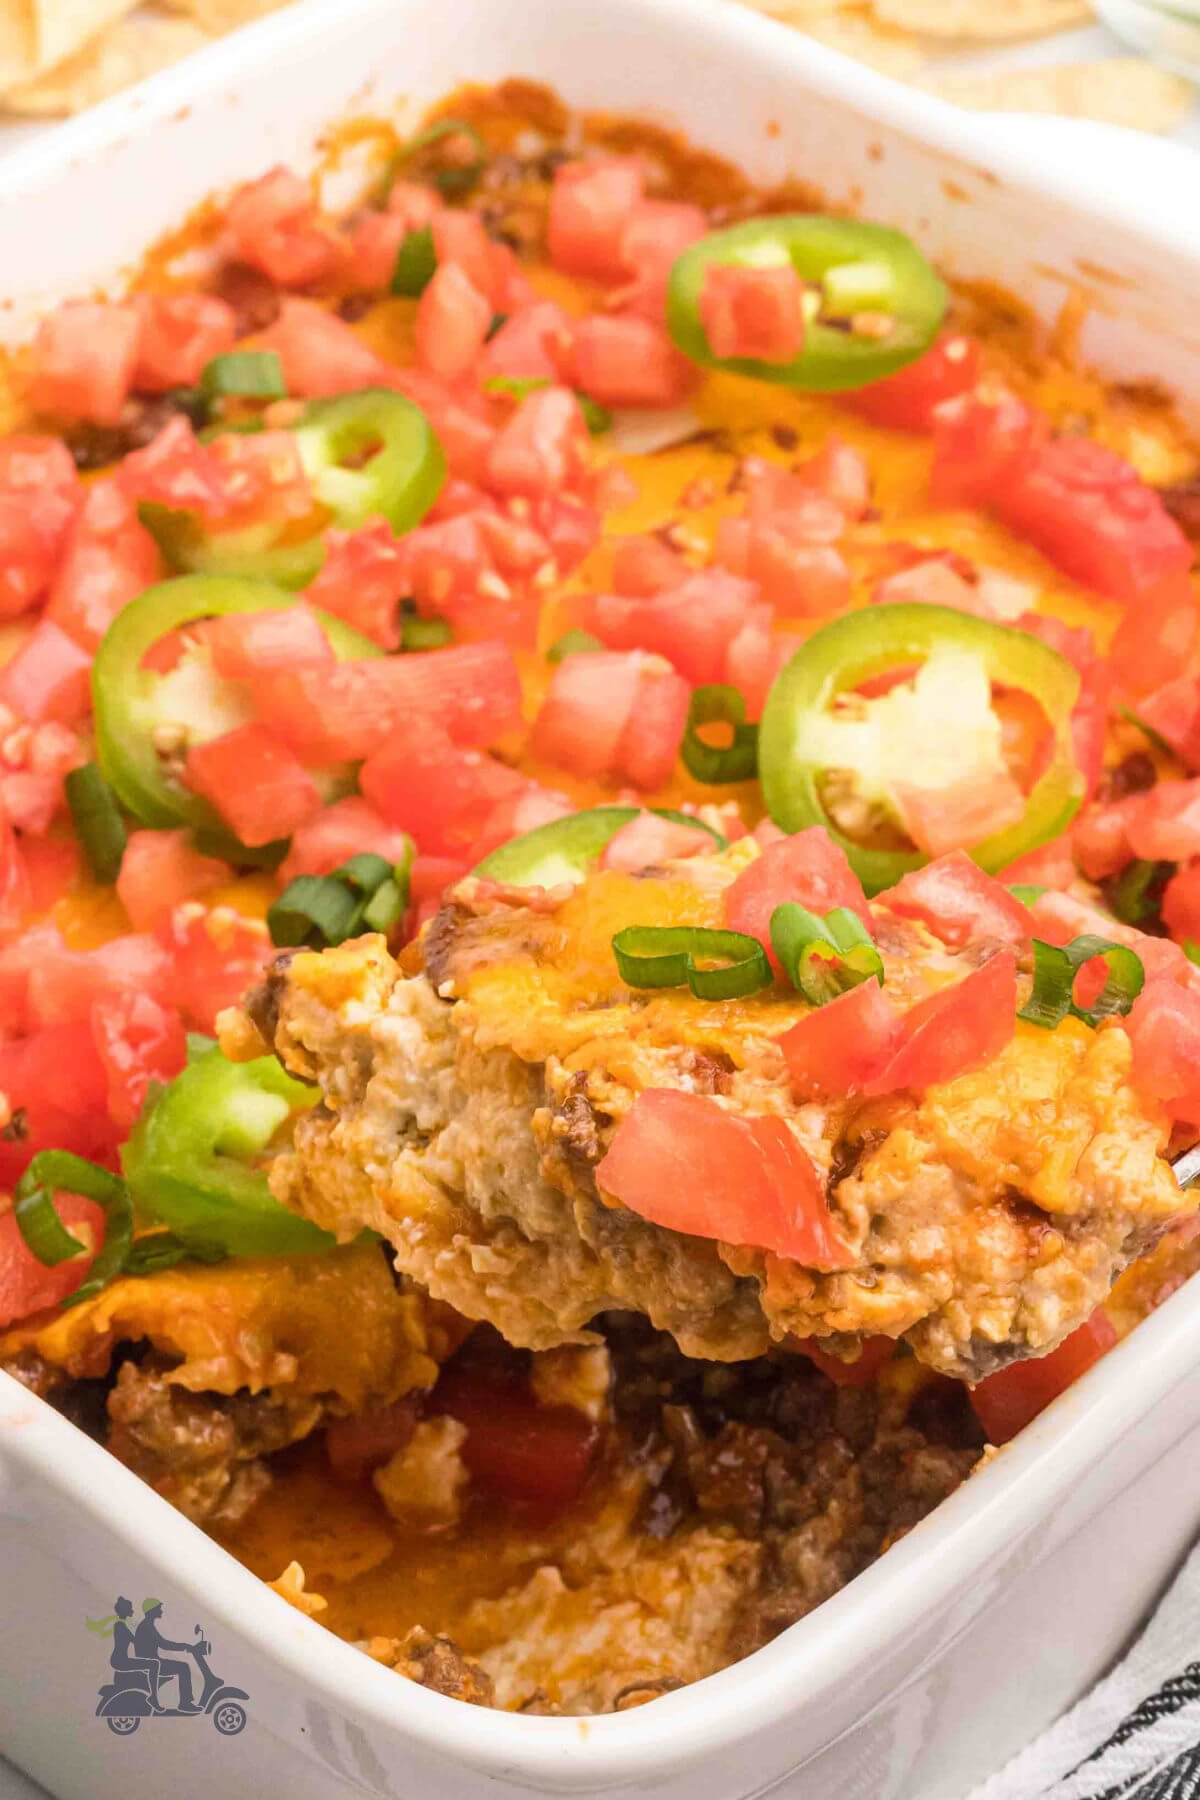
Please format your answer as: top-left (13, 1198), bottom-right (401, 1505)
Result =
top-left (0, 11), bottom-right (1196, 1800)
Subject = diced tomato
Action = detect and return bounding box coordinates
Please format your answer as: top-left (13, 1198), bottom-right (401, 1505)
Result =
top-left (699, 264), bottom-right (806, 363)
top-left (0, 1192), bottom-right (106, 1329)
top-left (929, 387), bottom-right (1043, 508)
top-left (795, 1335), bottom-right (894, 1388)
top-left (532, 650), bottom-right (640, 780)
top-left (390, 366), bottom-right (498, 486)
top-left (479, 300), bottom-right (574, 386)
top-left (797, 438), bottom-right (872, 521)
top-left (185, 723), bottom-right (322, 847)
top-left (225, 167), bottom-right (342, 289)
top-left (547, 157), bottom-right (645, 281)
top-left (1072, 797), bottom-right (1138, 882)
top-left (116, 829), bottom-right (228, 931)
top-left (360, 730), bottom-right (526, 854)
top-left (24, 931), bottom-right (173, 1030)
top-left (255, 640), bottom-right (522, 764)
top-left (0, 1017), bottom-right (117, 1187)
top-left (599, 810), bottom-right (715, 872)
top-left (415, 262), bottom-right (492, 383)
top-left (569, 314), bottom-right (696, 409)
top-left (345, 211), bottom-right (412, 292)
top-left (892, 768), bottom-right (1027, 861)
top-left (258, 297), bottom-right (388, 398)
top-left (0, 810), bottom-right (30, 939)
top-left (1108, 573), bottom-right (1197, 700)
top-left (597, 1087), bottom-right (854, 1265)
top-left (610, 534), bottom-right (688, 598)
top-left (611, 200), bottom-right (708, 316)
top-left (46, 480), bottom-right (162, 650)
top-left (725, 830), bottom-right (873, 964)
top-left (207, 604), bottom-right (334, 680)
top-left (156, 904), bottom-right (272, 1033)
top-left (847, 334), bottom-right (983, 432)
top-left (386, 179), bottom-right (441, 230)
top-left (325, 1398), bottom-right (421, 1481)
top-left (743, 530), bottom-right (851, 617)
top-left (868, 948), bottom-right (1017, 1094)
top-left (1163, 862), bottom-right (1200, 946)
top-left (1030, 888), bottom-right (1197, 992)
top-left (1013, 612), bottom-right (1110, 802)
top-left (430, 209), bottom-right (507, 310)
top-left (484, 386), bottom-right (589, 499)
top-left (29, 301), bottom-right (142, 427)
top-left (1136, 674), bottom-right (1200, 770)
top-left (880, 852), bottom-right (1034, 950)
top-left (779, 979), bottom-right (902, 1099)
top-left (871, 555), bottom-right (980, 615)
top-left (1125, 779), bottom-right (1200, 863)
top-left (433, 1367), bottom-right (599, 1512)
top-left (584, 569), bottom-right (757, 685)
top-left (21, 837), bottom-right (80, 914)
top-left (996, 438), bottom-right (1192, 605)
top-left (615, 661), bottom-right (692, 792)
top-left (278, 796), bottom-right (412, 884)
top-left (725, 606), bottom-right (800, 722)
top-left (0, 436), bottom-right (83, 622)
top-left (530, 494), bottom-right (601, 575)
top-left (132, 293), bottom-right (237, 393)
top-left (396, 511), bottom-right (489, 616)
top-left (0, 620), bottom-right (92, 725)
top-left (1000, 834), bottom-right (1076, 892)
top-left (90, 988), bottom-right (187, 1130)
top-left (969, 1311), bottom-right (1118, 1444)
top-left (303, 517), bottom-right (408, 648)
top-left (1126, 973), bottom-right (1200, 1122)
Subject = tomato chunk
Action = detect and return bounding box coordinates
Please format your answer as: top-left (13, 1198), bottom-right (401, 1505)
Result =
top-left (485, 386), bottom-right (590, 499)
top-left (969, 1311), bottom-right (1117, 1444)
top-left (207, 604), bottom-right (334, 680)
top-left (185, 723), bottom-right (322, 847)
top-left (779, 979), bottom-right (902, 1099)
top-left (533, 651), bottom-right (687, 792)
top-left (255, 641), bottom-right (522, 765)
top-left (133, 294), bottom-right (237, 393)
top-left (0, 1193), bottom-right (106, 1329)
top-left (0, 620), bottom-right (92, 725)
top-left (929, 388), bottom-right (1042, 509)
top-left (258, 297), bottom-right (388, 398)
top-left (278, 796), bottom-right (412, 884)
top-left (91, 988), bottom-right (187, 1130)
top-left (598, 811), bottom-right (715, 872)
top-left (584, 570), bottom-right (758, 685)
top-left (597, 1088), bottom-right (854, 1265)
top-left (0, 436), bottom-right (82, 622)
top-left (116, 829), bottom-right (228, 931)
top-left (415, 262), bottom-right (493, 383)
top-left (155, 905), bottom-right (272, 1033)
top-left (868, 949), bottom-right (1017, 1095)
top-left (880, 851), bottom-right (1034, 950)
top-left (699, 264), bottom-right (806, 363)
top-left (996, 438), bottom-right (1192, 605)
top-left (29, 301), bottom-right (142, 427)
top-left (1125, 973), bottom-right (1200, 1123)
top-left (304, 521), bottom-right (407, 649)
top-left (360, 731), bottom-right (527, 854)
top-left (547, 158), bottom-right (644, 281)
top-left (433, 1368), bottom-right (599, 1512)
top-left (846, 334), bottom-right (983, 432)
top-left (795, 1335), bottom-right (894, 1388)
top-left (569, 314), bottom-right (696, 410)
top-left (225, 167), bottom-right (342, 288)
top-left (725, 830), bottom-right (873, 964)
top-left (46, 480), bottom-right (162, 651)
top-left (326, 1398), bottom-right (420, 1481)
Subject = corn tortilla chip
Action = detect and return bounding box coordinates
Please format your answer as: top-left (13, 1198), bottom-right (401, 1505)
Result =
top-left (155, 0), bottom-right (291, 31)
top-left (2, 10), bottom-right (209, 114)
top-left (874, 0), bottom-right (1092, 39)
top-left (801, 9), bottom-right (926, 76)
top-left (35, 0), bottom-right (139, 72)
top-left (929, 58), bottom-right (1195, 131)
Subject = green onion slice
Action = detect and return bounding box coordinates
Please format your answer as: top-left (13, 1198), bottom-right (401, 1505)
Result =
top-left (1186, 940), bottom-right (1200, 968)
top-left (386, 117), bottom-right (487, 200)
top-left (578, 396), bottom-right (612, 435)
top-left (483, 375), bottom-right (549, 400)
top-left (612, 925), bottom-right (771, 1001)
top-left (401, 613), bottom-right (453, 650)
top-left (200, 350), bottom-right (286, 401)
top-left (547, 629), bottom-right (603, 664)
top-left (681, 684), bottom-right (759, 785)
top-left (770, 903), bottom-right (884, 1007)
top-left (391, 225), bottom-right (437, 297)
top-left (14, 1151), bottom-right (133, 1309)
top-left (64, 763), bottom-right (127, 884)
top-left (1007, 884), bottom-right (1047, 908)
top-left (267, 848), bottom-right (413, 949)
top-left (1019, 933), bottom-right (1145, 1031)
top-left (1104, 858), bottom-right (1169, 929)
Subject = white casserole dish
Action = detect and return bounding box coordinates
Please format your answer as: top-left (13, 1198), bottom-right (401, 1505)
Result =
top-left (1, 3), bottom-right (1199, 1794)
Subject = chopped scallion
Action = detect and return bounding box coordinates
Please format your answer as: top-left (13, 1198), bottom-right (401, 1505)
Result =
top-left (391, 225), bottom-right (437, 297)
top-left (200, 350), bottom-right (286, 400)
top-left (770, 903), bottom-right (884, 1007)
top-left (267, 847), bottom-right (413, 949)
top-left (385, 117), bottom-right (488, 201)
top-left (1103, 858), bottom-right (1169, 929)
top-left (681, 684), bottom-right (759, 785)
top-left (578, 396), bottom-right (612, 435)
top-left (14, 1151), bottom-right (133, 1309)
top-left (1019, 933), bottom-right (1145, 1031)
top-left (64, 763), bottom-right (127, 884)
top-left (547, 629), bottom-right (603, 664)
top-left (612, 924), bottom-right (771, 1001)
top-left (401, 613), bottom-right (453, 650)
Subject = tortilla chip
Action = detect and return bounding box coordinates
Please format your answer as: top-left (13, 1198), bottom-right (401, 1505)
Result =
top-left (929, 58), bottom-right (1196, 132)
top-left (1, 11), bottom-right (209, 114)
top-left (0, 0), bottom-right (141, 88)
top-left (154, 0), bottom-right (291, 31)
top-left (874, 0), bottom-right (1092, 38)
top-left (801, 8), bottom-right (926, 75)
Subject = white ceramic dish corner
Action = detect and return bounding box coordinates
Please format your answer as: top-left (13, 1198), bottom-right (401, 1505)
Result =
top-left (1, 5), bottom-right (1200, 1797)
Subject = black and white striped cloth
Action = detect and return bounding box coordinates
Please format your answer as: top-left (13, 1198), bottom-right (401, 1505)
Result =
top-left (970, 1543), bottom-right (1200, 1800)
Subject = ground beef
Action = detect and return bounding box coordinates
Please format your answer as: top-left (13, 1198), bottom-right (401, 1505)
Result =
top-left (105, 1358), bottom-right (322, 1527)
top-left (389, 1627), bottom-right (495, 1706)
top-left (1160, 477), bottom-right (1200, 543)
top-left (66, 390), bottom-right (207, 470)
top-left (212, 260), bottom-right (282, 336)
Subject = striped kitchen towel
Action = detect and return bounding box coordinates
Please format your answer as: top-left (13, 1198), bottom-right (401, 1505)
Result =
top-left (970, 1539), bottom-right (1200, 1800)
